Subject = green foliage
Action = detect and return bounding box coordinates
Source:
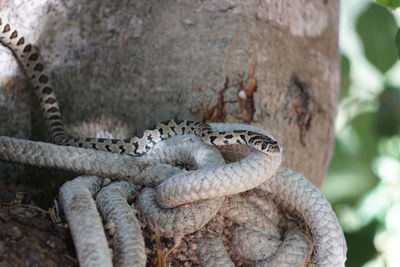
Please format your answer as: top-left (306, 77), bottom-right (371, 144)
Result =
top-left (356, 3), bottom-right (398, 73)
top-left (374, 86), bottom-right (400, 137)
top-left (344, 220), bottom-right (379, 267)
top-left (396, 28), bottom-right (400, 58)
top-left (326, 1), bottom-right (400, 266)
top-left (376, 0), bottom-right (400, 9)
top-left (326, 113), bottom-right (379, 204)
top-left (340, 54), bottom-right (351, 99)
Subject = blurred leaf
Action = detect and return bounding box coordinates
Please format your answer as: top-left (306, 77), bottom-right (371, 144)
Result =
top-left (344, 220), bottom-right (379, 267)
top-left (340, 54), bottom-right (351, 99)
top-left (324, 166), bottom-right (377, 204)
top-left (356, 4), bottom-right (398, 73)
top-left (396, 28), bottom-right (400, 59)
top-left (326, 114), bottom-right (380, 204)
top-left (376, 0), bottom-right (400, 9)
top-left (374, 86), bottom-right (400, 137)
top-left (352, 112), bottom-right (380, 161)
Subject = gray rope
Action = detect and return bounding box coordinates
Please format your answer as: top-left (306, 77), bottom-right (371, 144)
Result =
top-left (254, 227), bottom-right (313, 267)
top-left (193, 233), bottom-right (235, 267)
top-left (0, 136), bottom-right (143, 180)
top-left (156, 150), bottom-right (281, 208)
top-left (136, 187), bottom-right (224, 237)
top-left (258, 167), bottom-right (347, 266)
top-left (96, 181), bottom-right (146, 267)
top-left (58, 176), bottom-right (113, 267)
top-left (0, 127), bottom-right (347, 266)
top-left (231, 226), bottom-right (282, 262)
top-left (223, 195), bottom-right (281, 236)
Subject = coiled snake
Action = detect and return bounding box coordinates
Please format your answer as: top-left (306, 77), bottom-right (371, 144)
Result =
top-left (0, 18), bottom-right (347, 267)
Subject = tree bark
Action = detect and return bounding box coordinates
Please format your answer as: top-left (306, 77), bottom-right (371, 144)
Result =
top-left (0, 0), bottom-right (339, 264)
top-left (0, 0), bottom-right (339, 186)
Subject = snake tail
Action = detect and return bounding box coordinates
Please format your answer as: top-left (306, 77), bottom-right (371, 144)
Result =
top-left (0, 18), bottom-right (67, 143)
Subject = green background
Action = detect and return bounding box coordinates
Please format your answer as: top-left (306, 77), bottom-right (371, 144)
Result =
top-left (322, 1), bottom-right (400, 266)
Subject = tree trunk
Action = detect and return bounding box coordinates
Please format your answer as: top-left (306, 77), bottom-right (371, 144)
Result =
top-left (0, 0), bottom-right (339, 264)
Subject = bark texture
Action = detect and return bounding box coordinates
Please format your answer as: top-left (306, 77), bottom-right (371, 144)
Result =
top-left (0, 0), bottom-right (339, 186)
top-left (0, 0), bottom-right (339, 264)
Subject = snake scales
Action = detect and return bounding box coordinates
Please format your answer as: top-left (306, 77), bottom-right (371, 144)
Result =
top-left (0, 18), bottom-right (347, 266)
top-left (0, 18), bottom-right (280, 156)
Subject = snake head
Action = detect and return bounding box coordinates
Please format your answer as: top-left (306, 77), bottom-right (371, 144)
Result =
top-left (247, 132), bottom-right (281, 154)
top-left (252, 137), bottom-right (281, 154)
top-left (262, 140), bottom-right (281, 154)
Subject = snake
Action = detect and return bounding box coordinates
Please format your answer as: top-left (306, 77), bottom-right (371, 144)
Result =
top-left (0, 18), bottom-right (280, 156)
top-left (0, 18), bottom-right (347, 266)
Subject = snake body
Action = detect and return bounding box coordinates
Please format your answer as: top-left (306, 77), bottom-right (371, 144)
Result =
top-left (0, 18), bottom-right (347, 266)
top-left (0, 18), bottom-right (280, 156)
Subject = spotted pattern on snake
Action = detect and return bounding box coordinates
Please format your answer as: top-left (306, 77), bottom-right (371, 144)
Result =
top-left (0, 19), bottom-right (281, 156)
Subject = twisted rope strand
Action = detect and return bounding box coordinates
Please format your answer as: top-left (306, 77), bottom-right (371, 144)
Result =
top-left (95, 181), bottom-right (146, 267)
top-left (58, 176), bottom-right (113, 267)
top-left (0, 136), bottom-right (143, 180)
top-left (194, 233), bottom-right (235, 267)
top-left (258, 167), bottom-right (347, 266)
